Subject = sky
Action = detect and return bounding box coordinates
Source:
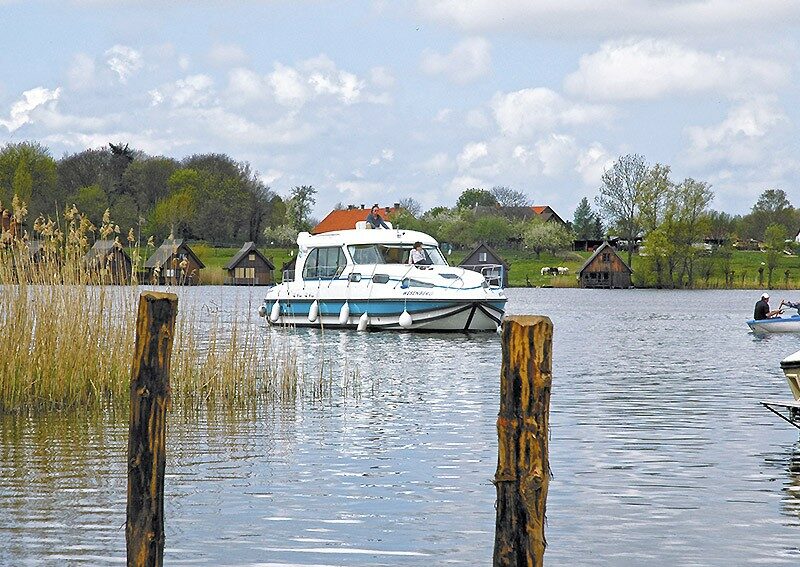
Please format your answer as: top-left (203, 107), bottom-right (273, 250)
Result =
top-left (1, 0), bottom-right (799, 220)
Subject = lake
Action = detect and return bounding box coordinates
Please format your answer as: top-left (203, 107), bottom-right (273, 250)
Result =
top-left (2, 287), bottom-right (800, 566)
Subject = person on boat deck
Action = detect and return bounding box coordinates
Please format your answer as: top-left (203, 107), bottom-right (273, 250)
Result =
top-left (366, 205), bottom-right (389, 229)
top-left (409, 241), bottom-right (429, 265)
top-left (754, 293), bottom-right (782, 320)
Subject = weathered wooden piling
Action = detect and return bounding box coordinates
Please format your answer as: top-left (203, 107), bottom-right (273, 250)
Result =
top-left (126, 292), bottom-right (178, 567)
top-left (493, 315), bottom-right (553, 567)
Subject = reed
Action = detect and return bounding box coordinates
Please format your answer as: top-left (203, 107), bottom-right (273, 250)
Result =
top-left (0, 199), bottom-right (360, 414)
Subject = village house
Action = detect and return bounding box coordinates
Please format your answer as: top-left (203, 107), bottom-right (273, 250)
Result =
top-left (472, 205), bottom-right (567, 226)
top-left (145, 238), bottom-right (205, 285)
top-left (577, 241), bottom-right (632, 289)
top-left (458, 242), bottom-right (509, 287)
top-left (225, 242), bottom-right (275, 285)
top-left (312, 203), bottom-right (401, 234)
top-left (84, 240), bottom-right (133, 284)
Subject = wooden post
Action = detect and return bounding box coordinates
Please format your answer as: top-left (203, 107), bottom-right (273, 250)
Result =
top-left (493, 315), bottom-right (553, 567)
top-left (126, 292), bottom-right (178, 567)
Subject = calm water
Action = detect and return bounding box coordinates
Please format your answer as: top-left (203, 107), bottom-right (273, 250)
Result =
top-left (2, 287), bottom-right (800, 566)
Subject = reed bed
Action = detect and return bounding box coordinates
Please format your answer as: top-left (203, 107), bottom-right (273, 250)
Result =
top-left (0, 199), bottom-right (363, 414)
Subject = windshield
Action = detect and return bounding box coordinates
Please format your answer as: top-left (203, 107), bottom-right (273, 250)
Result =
top-left (347, 244), bottom-right (448, 265)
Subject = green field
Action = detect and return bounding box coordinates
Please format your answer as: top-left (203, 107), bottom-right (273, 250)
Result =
top-left (192, 245), bottom-right (800, 289)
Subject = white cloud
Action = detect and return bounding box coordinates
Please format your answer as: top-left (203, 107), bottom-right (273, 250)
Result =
top-left (535, 134), bottom-right (579, 177)
top-left (269, 63), bottom-right (310, 106)
top-left (457, 141), bottom-right (489, 170)
top-left (685, 96), bottom-right (787, 166)
top-left (43, 130), bottom-right (191, 155)
top-left (0, 87), bottom-right (61, 132)
top-left (208, 43), bottom-right (247, 66)
top-left (104, 45), bottom-right (143, 83)
top-left (447, 175), bottom-right (484, 195)
top-left (336, 180), bottom-right (388, 200)
top-left (67, 54), bottom-right (96, 90)
top-left (170, 75), bottom-right (215, 107)
top-left (492, 87), bottom-right (611, 137)
top-left (418, 1), bottom-right (800, 38)
top-left (419, 152), bottom-right (451, 174)
top-left (226, 67), bottom-right (268, 103)
top-left (565, 38), bottom-right (788, 101)
top-left (381, 148), bottom-right (395, 161)
top-left (434, 108), bottom-right (453, 122)
top-left (260, 169), bottom-right (283, 185)
top-left (576, 143), bottom-right (614, 185)
top-left (420, 37), bottom-right (491, 85)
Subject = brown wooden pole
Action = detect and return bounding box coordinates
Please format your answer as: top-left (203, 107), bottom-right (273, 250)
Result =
top-left (126, 291), bottom-right (178, 567)
top-left (493, 315), bottom-right (553, 567)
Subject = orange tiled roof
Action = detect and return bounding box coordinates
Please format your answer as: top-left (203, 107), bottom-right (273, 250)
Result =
top-left (312, 206), bottom-right (399, 234)
top-left (531, 206), bottom-right (549, 214)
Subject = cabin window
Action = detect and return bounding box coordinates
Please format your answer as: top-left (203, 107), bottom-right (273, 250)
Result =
top-left (348, 244), bottom-right (448, 266)
top-left (248, 252), bottom-right (256, 261)
top-left (479, 252), bottom-right (488, 262)
top-left (602, 253), bottom-right (610, 261)
top-left (235, 267), bottom-right (255, 279)
top-left (303, 246), bottom-right (346, 279)
top-left (372, 274), bottom-right (390, 284)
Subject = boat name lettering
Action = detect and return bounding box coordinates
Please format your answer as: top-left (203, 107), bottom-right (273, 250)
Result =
top-left (402, 290), bottom-right (433, 296)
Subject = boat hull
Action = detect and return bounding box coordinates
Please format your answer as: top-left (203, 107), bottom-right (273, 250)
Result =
top-left (265, 298), bottom-right (506, 332)
top-left (747, 316), bottom-right (800, 333)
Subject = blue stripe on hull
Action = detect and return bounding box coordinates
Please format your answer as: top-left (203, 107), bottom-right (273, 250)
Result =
top-left (270, 298), bottom-right (505, 317)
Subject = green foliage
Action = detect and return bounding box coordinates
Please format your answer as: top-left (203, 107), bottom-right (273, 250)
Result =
top-left (596, 153), bottom-right (648, 266)
top-left (286, 185), bottom-right (317, 232)
top-left (740, 189), bottom-right (798, 240)
top-left (524, 221), bottom-right (573, 258)
top-left (572, 197), bottom-right (602, 239)
top-left (72, 185), bottom-right (109, 227)
top-left (764, 222), bottom-right (789, 287)
top-left (456, 187), bottom-right (497, 209)
top-left (490, 186), bottom-right (530, 207)
top-left (0, 142), bottom-right (57, 221)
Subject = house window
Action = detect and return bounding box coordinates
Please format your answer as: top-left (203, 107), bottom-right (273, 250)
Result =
top-left (248, 252), bottom-right (256, 261)
top-left (602, 253), bottom-right (610, 261)
top-left (479, 252), bottom-right (488, 262)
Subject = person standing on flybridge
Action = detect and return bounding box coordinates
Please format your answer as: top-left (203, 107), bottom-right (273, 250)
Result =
top-left (366, 205), bottom-right (389, 229)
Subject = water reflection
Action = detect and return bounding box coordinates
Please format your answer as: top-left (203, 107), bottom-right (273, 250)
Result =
top-left (3, 287), bottom-right (800, 565)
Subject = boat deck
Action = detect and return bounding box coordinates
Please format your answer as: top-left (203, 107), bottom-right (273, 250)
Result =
top-left (761, 399), bottom-right (800, 429)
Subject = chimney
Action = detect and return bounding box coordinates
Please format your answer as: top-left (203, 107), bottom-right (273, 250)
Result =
top-left (394, 202), bottom-right (400, 209)
top-left (347, 204), bottom-right (353, 210)
top-left (360, 204), bottom-right (365, 209)
top-left (385, 207), bottom-right (390, 214)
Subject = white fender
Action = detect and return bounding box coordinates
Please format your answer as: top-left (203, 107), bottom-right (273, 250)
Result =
top-left (399, 309), bottom-right (413, 328)
top-left (269, 300), bottom-right (281, 323)
top-left (308, 299), bottom-right (319, 322)
top-left (338, 301), bottom-right (350, 325)
top-left (357, 312), bottom-right (369, 331)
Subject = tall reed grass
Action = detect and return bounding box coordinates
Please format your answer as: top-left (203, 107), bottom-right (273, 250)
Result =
top-left (0, 198), bottom-right (362, 414)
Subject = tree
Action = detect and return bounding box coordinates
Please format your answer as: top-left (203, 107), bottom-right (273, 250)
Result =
top-left (398, 197), bottom-right (422, 217)
top-left (490, 186), bottom-right (530, 207)
top-left (286, 185), bottom-right (317, 232)
top-left (741, 189), bottom-right (798, 240)
top-left (524, 221), bottom-right (573, 258)
top-left (572, 197), bottom-right (602, 240)
top-left (595, 154), bottom-right (648, 267)
top-left (637, 163), bottom-right (672, 235)
top-left (671, 178), bottom-right (714, 287)
top-left (0, 142), bottom-right (57, 222)
top-left (57, 148), bottom-right (110, 212)
top-left (764, 223), bottom-right (788, 288)
top-left (456, 188), bottom-right (497, 209)
top-left (123, 157), bottom-right (180, 213)
top-left (72, 184), bottom-right (110, 227)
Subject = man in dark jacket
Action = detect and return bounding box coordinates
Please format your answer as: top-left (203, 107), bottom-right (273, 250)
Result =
top-left (754, 293), bottom-right (781, 320)
top-left (366, 205), bottom-right (389, 229)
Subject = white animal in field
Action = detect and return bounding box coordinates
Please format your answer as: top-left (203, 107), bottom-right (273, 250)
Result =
top-left (557, 266), bottom-right (569, 275)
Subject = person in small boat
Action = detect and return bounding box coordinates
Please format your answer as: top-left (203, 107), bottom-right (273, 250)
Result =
top-left (754, 293), bottom-right (782, 320)
top-left (409, 241), bottom-right (430, 265)
top-left (366, 205), bottom-right (389, 229)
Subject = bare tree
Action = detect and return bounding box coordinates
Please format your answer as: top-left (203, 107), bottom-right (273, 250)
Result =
top-left (490, 186), bottom-right (531, 207)
top-left (398, 197), bottom-right (422, 216)
top-left (595, 154), bottom-right (648, 266)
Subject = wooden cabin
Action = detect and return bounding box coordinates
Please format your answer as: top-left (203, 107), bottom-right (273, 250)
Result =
top-left (84, 240), bottom-right (133, 284)
top-left (225, 242), bottom-right (275, 285)
top-left (144, 238), bottom-right (205, 285)
top-left (578, 241), bottom-right (632, 289)
top-left (458, 242), bottom-right (509, 287)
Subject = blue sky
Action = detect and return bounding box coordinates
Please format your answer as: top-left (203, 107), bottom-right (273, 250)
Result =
top-left (2, 1), bottom-right (799, 220)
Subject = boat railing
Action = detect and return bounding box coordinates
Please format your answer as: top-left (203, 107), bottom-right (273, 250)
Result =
top-left (282, 269), bottom-right (295, 282)
top-left (460, 263), bottom-right (505, 289)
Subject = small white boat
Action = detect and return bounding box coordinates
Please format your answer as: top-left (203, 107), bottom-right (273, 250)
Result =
top-left (747, 315), bottom-right (800, 333)
top-left (258, 225), bottom-right (507, 331)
